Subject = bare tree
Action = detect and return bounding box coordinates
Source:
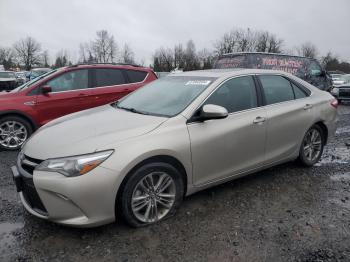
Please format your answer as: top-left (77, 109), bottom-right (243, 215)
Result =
top-left (153, 47), bottom-right (174, 72)
top-left (0, 47), bottom-right (15, 69)
top-left (255, 31), bottom-right (283, 53)
top-left (214, 30), bottom-right (239, 55)
top-left (120, 43), bottom-right (135, 64)
top-left (198, 48), bottom-right (215, 69)
top-left (296, 42), bottom-right (318, 58)
top-left (91, 30), bottom-right (118, 63)
top-left (215, 28), bottom-right (284, 55)
top-left (41, 50), bottom-right (50, 67)
top-left (174, 44), bottom-right (185, 69)
top-left (13, 37), bottom-right (41, 70)
top-left (184, 40), bottom-right (200, 71)
top-left (54, 50), bottom-right (71, 68)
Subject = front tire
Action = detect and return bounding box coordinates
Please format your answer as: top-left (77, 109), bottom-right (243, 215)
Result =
top-left (298, 125), bottom-right (325, 166)
top-left (0, 116), bottom-right (32, 151)
top-left (120, 162), bottom-right (184, 227)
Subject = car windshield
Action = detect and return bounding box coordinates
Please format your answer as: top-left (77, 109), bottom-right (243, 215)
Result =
top-left (339, 74), bottom-right (350, 82)
top-left (115, 76), bottom-right (217, 117)
top-left (0, 72), bottom-right (15, 78)
top-left (11, 69), bottom-right (58, 92)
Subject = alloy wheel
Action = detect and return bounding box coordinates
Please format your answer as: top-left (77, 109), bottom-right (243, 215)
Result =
top-left (303, 128), bottom-right (322, 162)
top-left (0, 121), bottom-right (28, 149)
top-left (131, 172), bottom-right (176, 223)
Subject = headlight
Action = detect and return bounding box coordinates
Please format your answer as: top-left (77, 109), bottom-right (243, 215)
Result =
top-left (331, 87), bottom-right (339, 95)
top-left (36, 150), bottom-right (114, 177)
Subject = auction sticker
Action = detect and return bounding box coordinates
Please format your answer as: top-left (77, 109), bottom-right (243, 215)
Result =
top-left (185, 80), bottom-right (211, 86)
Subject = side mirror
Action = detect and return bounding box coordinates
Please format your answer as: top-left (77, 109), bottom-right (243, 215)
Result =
top-left (198, 104), bottom-right (228, 121)
top-left (41, 85), bottom-right (52, 94)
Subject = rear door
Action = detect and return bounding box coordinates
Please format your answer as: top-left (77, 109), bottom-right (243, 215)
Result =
top-left (35, 69), bottom-right (92, 125)
top-left (257, 74), bottom-right (314, 164)
top-left (187, 75), bottom-right (267, 186)
top-left (90, 68), bottom-right (127, 106)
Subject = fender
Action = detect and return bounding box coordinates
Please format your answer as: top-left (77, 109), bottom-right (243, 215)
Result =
top-left (0, 110), bottom-right (39, 130)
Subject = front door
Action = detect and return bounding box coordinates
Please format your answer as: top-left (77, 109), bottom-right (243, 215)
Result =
top-left (35, 69), bottom-right (92, 125)
top-left (187, 76), bottom-right (267, 186)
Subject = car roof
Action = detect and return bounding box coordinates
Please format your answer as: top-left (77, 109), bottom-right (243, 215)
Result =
top-left (170, 68), bottom-right (294, 78)
top-left (219, 51), bottom-right (317, 61)
top-left (67, 63), bottom-right (153, 72)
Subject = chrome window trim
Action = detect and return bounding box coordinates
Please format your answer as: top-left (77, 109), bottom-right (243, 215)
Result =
top-left (187, 72), bottom-right (313, 123)
top-left (42, 71), bottom-right (149, 95)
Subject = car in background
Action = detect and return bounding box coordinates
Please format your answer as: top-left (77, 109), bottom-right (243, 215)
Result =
top-left (214, 52), bottom-right (333, 91)
top-left (12, 69), bottom-right (337, 227)
top-left (15, 71), bottom-right (27, 85)
top-left (332, 74), bottom-right (350, 87)
top-left (331, 74), bottom-right (350, 103)
top-left (0, 71), bottom-right (18, 91)
top-left (0, 63), bottom-right (157, 150)
top-left (0, 65), bottom-right (5, 71)
top-left (28, 68), bottom-right (52, 81)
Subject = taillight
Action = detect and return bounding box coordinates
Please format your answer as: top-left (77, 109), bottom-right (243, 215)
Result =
top-left (330, 99), bottom-right (338, 108)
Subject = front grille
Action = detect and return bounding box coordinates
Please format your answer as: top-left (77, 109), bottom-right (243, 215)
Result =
top-left (19, 155), bottom-right (47, 215)
top-left (339, 88), bottom-right (350, 98)
top-left (21, 155), bottom-right (43, 175)
top-left (0, 81), bottom-right (16, 91)
top-left (21, 175), bottom-right (48, 215)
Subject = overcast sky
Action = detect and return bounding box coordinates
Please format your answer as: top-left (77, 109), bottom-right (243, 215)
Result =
top-left (0, 0), bottom-right (349, 65)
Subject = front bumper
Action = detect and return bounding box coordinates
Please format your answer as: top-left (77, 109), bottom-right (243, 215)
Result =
top-left (12, 155), bottom-right (121, 228)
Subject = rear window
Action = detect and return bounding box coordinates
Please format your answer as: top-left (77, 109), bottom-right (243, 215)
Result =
top-left (259, 75), bottom-right (295, 105)
top-left (126, 70), bottom-right (147, 83)
top-left (93, 69), bottom-right (126, 87)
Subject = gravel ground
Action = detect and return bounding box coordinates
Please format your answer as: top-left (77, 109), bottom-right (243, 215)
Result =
top-left (0, 104), bottom-right (349, 262)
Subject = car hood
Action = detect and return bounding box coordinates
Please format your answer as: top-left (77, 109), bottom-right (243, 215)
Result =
top-left (23, 105), bottom-right (168, 159)
top-left (0, 78), bottom-right (16, 82)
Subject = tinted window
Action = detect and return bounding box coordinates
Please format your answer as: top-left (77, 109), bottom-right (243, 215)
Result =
top-left (292, 83), bottom-right (307, 99)
top-left (94, 69), bottom-right (126, 87)
top-left (259, 75), bottom-right (294, 105)
top-left (127, 70), bottom-right (147, 83)
top-left (46, 69), bottom-right (88, 92)
top-left (205, 76), bottom-right (257, 113)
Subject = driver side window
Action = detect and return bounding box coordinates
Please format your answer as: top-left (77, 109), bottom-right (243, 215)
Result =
top-left (46, 70), bottom-right (88, 92)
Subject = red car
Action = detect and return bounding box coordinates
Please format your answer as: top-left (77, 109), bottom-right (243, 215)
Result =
top-left (0, 64), bottom-right (157, 150)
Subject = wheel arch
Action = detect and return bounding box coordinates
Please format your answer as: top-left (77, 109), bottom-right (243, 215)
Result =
top-left (313, 121), bottom-right (329, 145)
top-left (0, 110), bottom-right (38, 131)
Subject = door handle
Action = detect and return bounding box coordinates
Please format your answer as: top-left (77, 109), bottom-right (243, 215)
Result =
top-left (303, 104), bottom-right (313, 110)
top-left (253, 116), bottom-right (266, 124)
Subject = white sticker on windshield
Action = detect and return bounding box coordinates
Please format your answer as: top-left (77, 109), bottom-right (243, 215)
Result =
top-left (185, 80), bottom-right (211, 86)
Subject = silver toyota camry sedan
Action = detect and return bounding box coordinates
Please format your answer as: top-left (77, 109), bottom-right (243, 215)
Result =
top-left (12, 69), bottom-right (338, 227)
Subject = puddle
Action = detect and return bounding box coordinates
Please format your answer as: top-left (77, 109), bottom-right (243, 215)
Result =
top-left (0, 222), bottom-right (23, 255)
top-left (336, 126), bottom-right (350, 135)
top-left (316, 147), bottom-right (350, 166)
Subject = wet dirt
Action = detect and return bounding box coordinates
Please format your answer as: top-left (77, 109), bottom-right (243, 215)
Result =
top-left (0, 105), bottom-right (349, 261)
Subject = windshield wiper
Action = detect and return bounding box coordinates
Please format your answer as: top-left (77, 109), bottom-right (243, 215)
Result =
top-left (116, 105), bottom-right (149, 115)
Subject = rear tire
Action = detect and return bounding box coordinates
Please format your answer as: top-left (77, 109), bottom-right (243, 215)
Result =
top-left (0, 116), bottom-right (32, 151)
top-left (120, 162), bottom-right (184, 228)
top-left (298, 125), bottom-right (325, 167)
